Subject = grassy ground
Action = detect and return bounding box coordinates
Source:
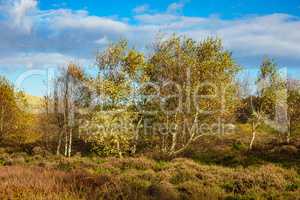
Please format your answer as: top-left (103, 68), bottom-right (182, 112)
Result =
top-left (0, 156), bottom-right (299, 200)
top-left (0, 127), bottom-right (299, 200)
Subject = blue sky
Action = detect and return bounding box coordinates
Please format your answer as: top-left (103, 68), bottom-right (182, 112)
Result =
top-left (0, 0), bottom-right (300, 96)
top-left (37, 0), bottom-right (300, 18)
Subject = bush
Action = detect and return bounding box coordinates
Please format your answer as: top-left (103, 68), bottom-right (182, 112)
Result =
top-left (0, 157), bottom-right (6, 166)
top-left (101, 157), bottom-right (156, 171)
top-left (275, 145), bottom-right (298, 155)
top-left (147, 181), bottom-right (179, 200)
top-left (177, 181), bottom-right (225, 200)
top-left (32, 146), bottom-right (44, 155)
top-left (56, 160), bottom-right (73, 172)
top-left (285, 183), bottom-right (299, 192)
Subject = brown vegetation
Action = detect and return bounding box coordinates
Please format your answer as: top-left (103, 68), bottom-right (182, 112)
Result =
top-left (0, 156), bottom-right (299, 200)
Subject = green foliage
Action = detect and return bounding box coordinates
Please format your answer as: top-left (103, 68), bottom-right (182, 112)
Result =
top-left (256, 58), bottom-right (285, 117)
top-left (0, 157), bottom-right (6, 166)
top-left (139, 35), bottom-right (240, 155)
top-left (81, 111), bottom-right (136, 157)
top-left (231, 141), bottom-right (247, 151)
top-left (285, 183), bottom-right (299, 191)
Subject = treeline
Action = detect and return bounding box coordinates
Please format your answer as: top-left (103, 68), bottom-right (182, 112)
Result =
top-left (1, 35), bottom-right (300, 157)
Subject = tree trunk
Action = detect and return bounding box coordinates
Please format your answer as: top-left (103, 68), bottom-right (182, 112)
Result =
top-left (132, 117), bottom-right (143, 154)
top-left (287, 118), bottom-right (292, 144)
top-left (56, 131), bottom-right (63, 155)
top-left (63, 73), bottom-right (70, 157)
top-left (169, 112), bottom-right (201, 156)
top-left (116, 140), bottom-right (122, 158)
top-left (170, 114), bottom-right (178, 153)
top-left (68, 128), bottom-right (72, 157)
top-left (170, 132), bottom-right (177, 153)
top-left (45, 101), bottom-right (49, 150)
top-left (169, 133), bottom-right (205, 156)
top-left (64, 131), bottom-right (68, 157)
top-left (0, 105), bottom-right (4, 138)
top-left (249, 122), bottom-right (256, 150)
top-left (169, 112), bottom-right (204, 156)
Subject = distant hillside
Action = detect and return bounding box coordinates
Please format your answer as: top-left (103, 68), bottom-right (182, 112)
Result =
top-left (24, 94), bottom-right (43, 114)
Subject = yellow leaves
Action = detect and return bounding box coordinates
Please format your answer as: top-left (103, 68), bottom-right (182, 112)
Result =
top-left (0, 76), bottom-right (41, 144)
top-left (67, 63), bottom-right (84, 81)
top-left (96, 40), bottom-right (128, 70)
top-left (82, 111), bottom-right (136, 156)
top-left (95, 41), bottom-right (150, 104)
top-left (123, 50), bottom-right (145, 77)
top-left (101, 78), bottom-right (130, 102)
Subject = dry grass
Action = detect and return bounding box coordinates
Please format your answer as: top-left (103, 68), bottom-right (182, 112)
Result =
top-left (0, 166), bottom-right (80, 200)
top-left (0, 154), bottom-right (299, 199)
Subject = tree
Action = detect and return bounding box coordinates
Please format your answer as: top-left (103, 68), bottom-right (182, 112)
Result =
top-left (38, 92), bottom-right (63, 152)
top-left (0, 76), bottom-right (17, 142)
top-left (46, 63), bottom-right (90, 157)
top-left (0, 76), bottom-right (40, 146)
top-left (83, 40), bottom-right (147, 157)
top-left (89, 36), bottom-right (239, 157)
top-left (287, 80), bottom-right (300, 143)
top-left (140, 35), bottom-right (239, 156)
top-left (249, 58), bottom-right (285, 150)
top-left (94, 40), bottom-right (151, 111)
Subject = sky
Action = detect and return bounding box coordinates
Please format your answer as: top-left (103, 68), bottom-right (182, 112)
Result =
top-left (0, 0), bottom-right (300, 96)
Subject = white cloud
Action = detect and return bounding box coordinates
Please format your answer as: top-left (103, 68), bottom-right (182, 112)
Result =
top-left (134, 14), bottom-right (207, 30)
top-left (50, 9), bottom-right (128, 32)
top-left (6, 0), bottom-right (37, 33)
top-left (214, 14), bottom-right (300, 59)
top-left (133, 4), bottom-right (149, 14)
top-left (0, 0), bottom-right (300, 72)
top-left (167, 2), bottom-right (185, 13)
top-left (95, 36), bottom-right (110, 45)
top-left (0, 52), bottom-right (91, 69)
top-left (135, 13), bottom-right (300, 65)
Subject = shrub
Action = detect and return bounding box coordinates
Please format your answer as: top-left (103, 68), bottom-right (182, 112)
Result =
top-left (32, 146), bottom-right (47, 156)
top-left (275, 145), bottom-right (298, 155)
top-left (285, 183), bottom-right (299, 192)
top-left (0, 157), bottom-right (6, 166)
top-left (177, 181), bottom-right (225, 200)
top-left (101, 157), bottom-right (156, 171)
top-left (56, 161), bottom-right (73, 172)
top-left (147, 181), bottom-right (179, 200)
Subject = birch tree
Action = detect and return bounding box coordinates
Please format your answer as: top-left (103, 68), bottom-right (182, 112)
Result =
top-left (142, 36), bottom-right (239, 156)
top-left (249, 58), bottom-right (285, 150)
top-left (54, 63), bottom-right (88, 157)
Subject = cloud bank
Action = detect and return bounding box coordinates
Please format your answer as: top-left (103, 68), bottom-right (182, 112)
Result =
top-left (0, 0), bottom-right (300, 70)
